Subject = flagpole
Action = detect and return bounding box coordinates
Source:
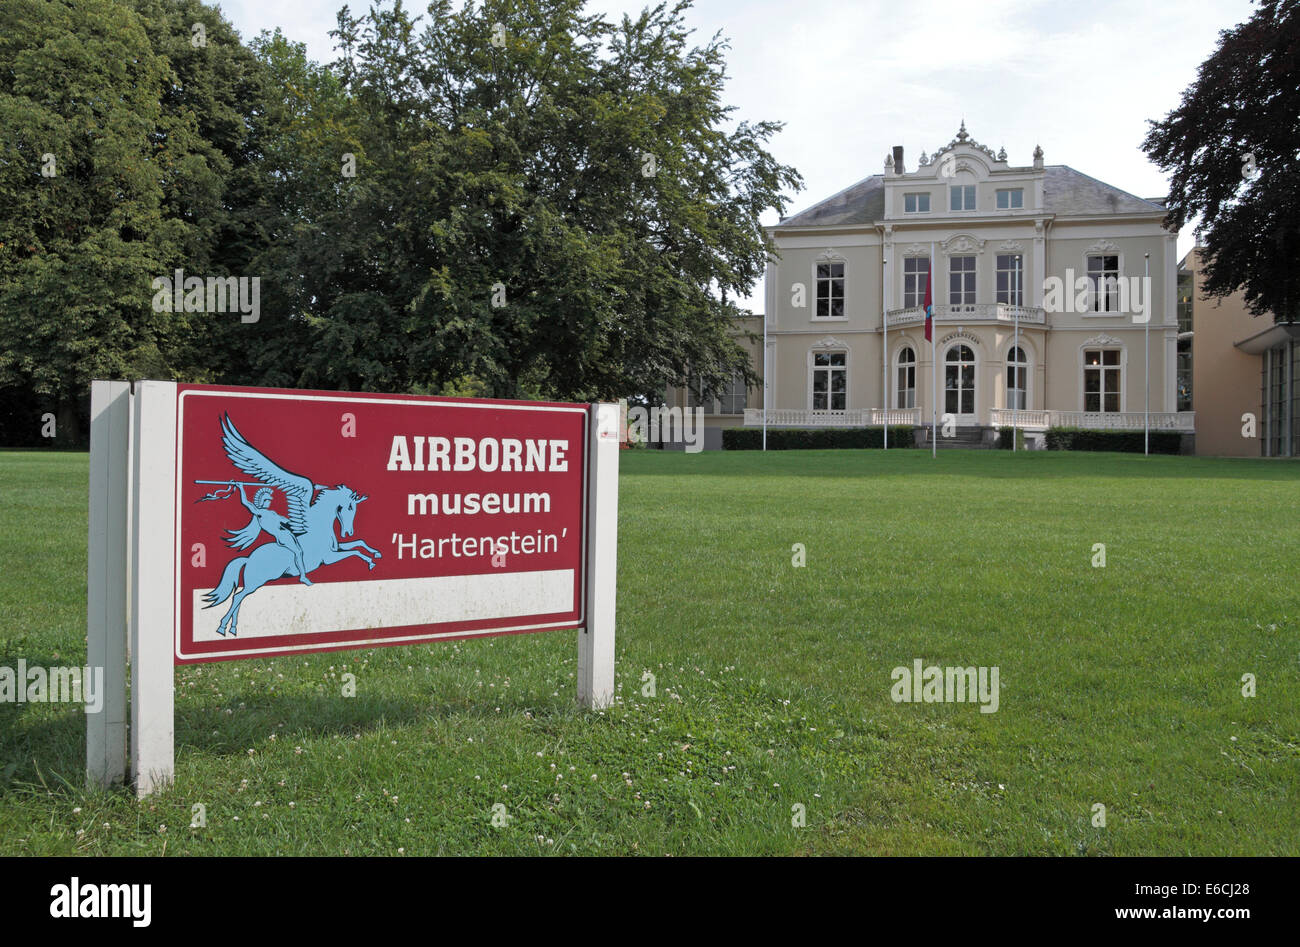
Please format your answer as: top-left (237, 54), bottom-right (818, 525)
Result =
top-left (1144, 252), bottom-right (1150, 456)
top-left (931, 242), bottom-right (937, 460)
top-left (1013, 255), bottom-right (1020, 452)
top-left (762, 300), bottom-right (768, 452)
top-left (882, 256), bottom-right (888, 450)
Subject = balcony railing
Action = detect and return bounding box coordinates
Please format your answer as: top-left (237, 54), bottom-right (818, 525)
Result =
top-left (743, 408), bottom-right (921, 427)
top-left (871, 407), bottom-right (923, 426)
top-left (990, 409), bottom-right (1195, 431)
top-left (744, 408), bottom-right (1195, 431)
top-left (988, 408), bottom-right (1052, 428)
top-left (886, 303), bottom-right (1046, 326)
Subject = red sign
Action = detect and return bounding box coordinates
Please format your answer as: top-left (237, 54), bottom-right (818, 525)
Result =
top-left (172, 385), bottom-right (588, 663)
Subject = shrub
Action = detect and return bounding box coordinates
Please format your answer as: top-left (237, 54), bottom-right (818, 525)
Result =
top-left (996, 426), bottom-right (1025, 450)
top-left (1044, 427), bottom-right (1182, 454)
top-left (722, 426), bottom-right (915, 450)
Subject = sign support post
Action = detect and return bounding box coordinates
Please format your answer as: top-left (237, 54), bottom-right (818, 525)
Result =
top-left (578, 403), bottom-right (619, 709)
top-left (130, 381), bottom-right (177, 796)
top-left (86, 381), bottom-right (131, 789)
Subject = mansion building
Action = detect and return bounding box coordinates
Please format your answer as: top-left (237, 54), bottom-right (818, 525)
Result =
top-left (676, 124), bottom-right (1195, 450)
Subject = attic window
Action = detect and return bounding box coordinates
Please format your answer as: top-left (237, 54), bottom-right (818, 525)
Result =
top-left (996, 188), bottom-right (1024, 209)
top-left (904, 192), bottom-right (931, 213)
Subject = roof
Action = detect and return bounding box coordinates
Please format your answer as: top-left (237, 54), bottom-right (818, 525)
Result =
top-left (776, 165), bottom-right (1165, 228)
top-left (779, 175), bottom-right (885, 227)
top-left (1042, 166), bottom-right (1165, 216)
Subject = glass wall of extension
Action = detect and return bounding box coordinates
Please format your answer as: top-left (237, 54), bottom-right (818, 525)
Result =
top-left (1263, 339), bottom-right (1300, 457)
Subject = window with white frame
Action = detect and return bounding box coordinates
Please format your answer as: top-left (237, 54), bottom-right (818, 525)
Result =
top-left (815, 261), bottom-right (845, 318)
top-left (1087, 255), bottom-right (1120, 312)
top-left (996, 253), bottom-right (1023, 305)
top-left (896, 346), bottom-right (916, 409)
top-left (996, 188), bottom-right (1024, 209)
top-left (949, 255), bottom-right (976, 305)
top-left (950, 185), bottom-right (976, 211)
top-left (690, 371), bottom-right (747, 414)
top-left (1083, 348), bottom-right (1121, 412)
top-left (812, 351), bottom-right (846, 411)
top-left (1007, 345), bottom-right (1027, 410)
top-left (904, 192), bottom-right (931, 213)
top-left (716, 371), bottom-right (747, 414)
top-left (903, 257), bottom-right (930, 308)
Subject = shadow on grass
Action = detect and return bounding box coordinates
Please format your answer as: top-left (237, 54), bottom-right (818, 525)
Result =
top-left (0, 707), bottom-right (86, 798)
top-left (1, 685), bottom-right (591, 800)
top-left (176, 688), bottom-right (587, 756)
top-left (0, 643), bottom-right (88, 795)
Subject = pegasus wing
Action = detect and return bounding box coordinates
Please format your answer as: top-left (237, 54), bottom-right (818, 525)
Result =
top-left (224, 514), bottom-right (262, 550)
top-left (220, 414), bottom-right (314, 534)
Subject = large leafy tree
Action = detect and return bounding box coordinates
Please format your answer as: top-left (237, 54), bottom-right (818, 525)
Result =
top-left (1143, 0), bottom-right (1300, 322)
top-left (0, 0), bottom-right (273, 443)
top-left (269, 0), bottom-right (800, 401)
top-left (0, 0), bottom-right (176, 442)
top-left (126, 0), bottom-right (276, 385)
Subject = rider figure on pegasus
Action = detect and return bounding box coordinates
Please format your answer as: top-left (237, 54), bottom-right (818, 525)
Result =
top-left (227, 482), bottom-right (313, 586)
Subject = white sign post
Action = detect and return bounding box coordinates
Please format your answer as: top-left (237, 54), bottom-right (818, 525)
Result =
top-left (130, 381), bottom-right (178, 796)
top-left (578, 403), bottom-right (619, 709)
top-left (86, 381), bottom-right (131, 789)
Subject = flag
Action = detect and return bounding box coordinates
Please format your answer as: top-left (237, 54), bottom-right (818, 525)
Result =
top-left (923, 264), bottom-right (934, 342)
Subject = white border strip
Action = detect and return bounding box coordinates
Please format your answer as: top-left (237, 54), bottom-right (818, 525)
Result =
top-left (191, 569), bottom-right (575, 641)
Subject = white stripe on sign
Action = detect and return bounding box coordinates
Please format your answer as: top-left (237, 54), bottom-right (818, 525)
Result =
top-left (192, 569), bottom-right (576, 642)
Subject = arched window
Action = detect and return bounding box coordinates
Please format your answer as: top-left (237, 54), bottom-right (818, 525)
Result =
top-left (944, 344), bottom-right (975, 415)
top-left (896, 347), bottom-right (916, 409)
top-left (1007, 345), bottom-right (1027, 410)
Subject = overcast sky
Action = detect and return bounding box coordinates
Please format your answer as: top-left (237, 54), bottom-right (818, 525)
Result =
top-left (214, 0), bottom-right (1258, 309)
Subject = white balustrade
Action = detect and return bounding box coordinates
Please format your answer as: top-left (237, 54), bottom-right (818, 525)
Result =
top-left (745, 407), bottom-right (1195, 431)
top-left (886, 304), bottom-right (1046, 325)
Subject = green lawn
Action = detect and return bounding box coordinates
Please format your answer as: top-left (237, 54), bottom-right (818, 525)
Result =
top-left (1, 447), bottom-right (1296, 855)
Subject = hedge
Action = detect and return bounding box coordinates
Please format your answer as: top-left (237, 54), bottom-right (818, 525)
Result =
top-left (722, 426), bottom-right (915, 450)
top-left (1044, 427), bottom-right (1183, 454)
top-left (995, 426), bottom-right (1025, 450)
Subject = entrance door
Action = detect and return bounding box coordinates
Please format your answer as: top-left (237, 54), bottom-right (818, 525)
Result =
top-left (944, 344), bottom-right (976, 420)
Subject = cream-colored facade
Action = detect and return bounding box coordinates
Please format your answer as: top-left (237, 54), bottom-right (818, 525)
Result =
top-left (1182, 246), bottom-right (1300, 457)
top-left (747, 125), bottom-right (1188, 447)
top-left (1182, 247), bottom-right (1259, 456)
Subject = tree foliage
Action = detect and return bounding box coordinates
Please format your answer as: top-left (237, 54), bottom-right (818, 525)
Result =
top-left (269, 0), bottom-right (800, 400)
top-left (0, 0), bottom-right (174, 439)
top-left (1143, 0), bottom-right (1300, 322)
top-left (0, 0), bottom-right (800, 443)
top-left (0, 0), bottom-right (272, 441)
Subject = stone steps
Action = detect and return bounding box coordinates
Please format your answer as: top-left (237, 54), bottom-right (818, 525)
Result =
top-left (922, 426), bottom-right (995, 449)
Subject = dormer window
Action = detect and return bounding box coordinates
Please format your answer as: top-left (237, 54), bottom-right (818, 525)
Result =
top-left (996, 188), bottom-right (1024, 209)
top-left (950, 185), bottom-right (976, 211)
top-left (904, 192), bottom-right (931, 213)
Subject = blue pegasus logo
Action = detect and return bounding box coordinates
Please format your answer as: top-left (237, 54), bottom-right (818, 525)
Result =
top-left (197, 414), bottom-right (382, 637)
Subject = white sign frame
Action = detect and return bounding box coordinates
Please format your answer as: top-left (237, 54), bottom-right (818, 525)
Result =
top-left (87, 380), bottom-right (620, 797)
